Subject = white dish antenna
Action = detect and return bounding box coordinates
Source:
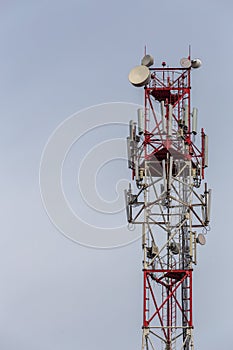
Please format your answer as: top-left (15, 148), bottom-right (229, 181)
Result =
top-left (128, 65), bottom-right (151, 87)
top-left (180, 57), bottom-right (191, 68)
top-left (141, 54), bottom-right (154, 67)
top-left (191, 58), bottom-right (202, 69)
top-left (196, 233), bottom-right (206, 245)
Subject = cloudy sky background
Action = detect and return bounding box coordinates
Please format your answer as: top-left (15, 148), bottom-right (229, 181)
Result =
top-left (1, 1), bottom-right (232, 349)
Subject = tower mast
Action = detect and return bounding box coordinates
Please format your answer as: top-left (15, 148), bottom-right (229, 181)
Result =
top-left (126, 53), bottom-right (211, 350)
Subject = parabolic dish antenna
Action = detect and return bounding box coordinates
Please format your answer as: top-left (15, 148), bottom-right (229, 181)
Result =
top-left (128, 65), bottom-right (151, 87)
top-left (191, 58), bottom-right (202, 69)
top-left (180, 57), bottom-right (192, 68)
top-left (196, 233), bottom-right (206, 245)
top-left (141, 54), bottom-right (154, 67)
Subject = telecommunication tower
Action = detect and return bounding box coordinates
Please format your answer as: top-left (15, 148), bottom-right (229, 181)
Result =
top-left (126, 51), bottom-right (211, 350)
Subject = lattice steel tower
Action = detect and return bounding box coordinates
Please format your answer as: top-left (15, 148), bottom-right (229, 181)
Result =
top-left (126, 52), bottom-right (211, 350)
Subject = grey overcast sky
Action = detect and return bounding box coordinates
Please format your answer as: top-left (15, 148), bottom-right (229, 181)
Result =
top-left (1, 0), bottom-right (232, 349)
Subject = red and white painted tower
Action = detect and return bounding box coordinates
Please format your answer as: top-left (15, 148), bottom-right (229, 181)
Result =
top-left (126, 51), bottom-right (211, 350)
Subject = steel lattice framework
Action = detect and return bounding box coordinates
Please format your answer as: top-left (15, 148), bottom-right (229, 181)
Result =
top-left (126, 53), bottom-right (211, 350)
